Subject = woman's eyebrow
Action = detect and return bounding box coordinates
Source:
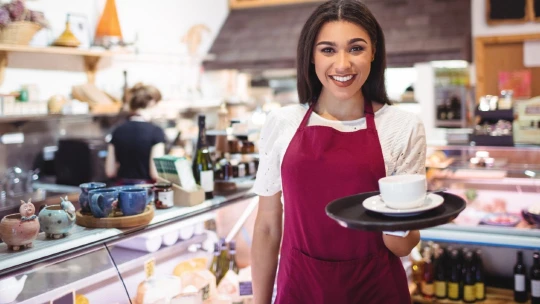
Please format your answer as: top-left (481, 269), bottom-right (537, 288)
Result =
top-left (315, 37), bottom-right (368, 47)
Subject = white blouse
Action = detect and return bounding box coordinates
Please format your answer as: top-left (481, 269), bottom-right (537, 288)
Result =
top-left (253, 103), bottom-right (427, 197)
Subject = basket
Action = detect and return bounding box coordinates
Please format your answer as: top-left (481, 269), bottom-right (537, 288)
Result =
top-left (0, 21), bottom-right (42, 45)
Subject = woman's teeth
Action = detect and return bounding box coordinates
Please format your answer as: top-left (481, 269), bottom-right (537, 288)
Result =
top-left (331, 75), bottom-right (354, 82)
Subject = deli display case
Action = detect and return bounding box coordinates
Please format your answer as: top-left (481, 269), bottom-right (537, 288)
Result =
top-left (0, 183), bottom-right (257, 304)
top-left (421, 145), bottom-right (540, 284)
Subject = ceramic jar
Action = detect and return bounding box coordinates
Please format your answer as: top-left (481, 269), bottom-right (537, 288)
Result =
top-left (38, 197), bottom-right (76, 239)
top-left (79, 182), bottom-right (106, 214)
top-left (0, 200), bottom-right (40, 251)
top-left (0, 274), bottom-right (27, 304)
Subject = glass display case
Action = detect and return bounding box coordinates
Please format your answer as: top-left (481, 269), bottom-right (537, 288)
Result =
top-left (0, 185), bottom-right (257, 304)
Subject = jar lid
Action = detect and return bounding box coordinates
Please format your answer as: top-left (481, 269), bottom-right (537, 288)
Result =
top-left (155, 182), bottom-right (172, 188)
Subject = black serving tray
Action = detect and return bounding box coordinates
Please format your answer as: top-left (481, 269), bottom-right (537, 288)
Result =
top-left (326, 191), bottom-right (466, 231)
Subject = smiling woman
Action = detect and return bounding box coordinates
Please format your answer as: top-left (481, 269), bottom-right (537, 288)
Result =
top-left (251, 1), bottom-right (426, 304)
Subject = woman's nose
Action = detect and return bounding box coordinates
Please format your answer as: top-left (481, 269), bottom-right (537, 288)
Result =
top-left (335, 50), bottom-right (352, 72)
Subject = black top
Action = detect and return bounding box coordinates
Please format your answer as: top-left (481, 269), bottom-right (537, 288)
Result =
top-left (110, 120), bottom-right (165, 180)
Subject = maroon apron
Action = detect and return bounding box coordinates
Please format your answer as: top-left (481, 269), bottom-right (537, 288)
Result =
top-left (275, 101), bottom-right (411, 304)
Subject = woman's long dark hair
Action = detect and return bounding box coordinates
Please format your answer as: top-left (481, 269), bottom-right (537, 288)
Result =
top-left (297, 0), bottom-right (390, 105)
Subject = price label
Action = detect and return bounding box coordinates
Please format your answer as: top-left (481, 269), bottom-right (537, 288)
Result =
top-left (145, 258), bottom-right (156, 279)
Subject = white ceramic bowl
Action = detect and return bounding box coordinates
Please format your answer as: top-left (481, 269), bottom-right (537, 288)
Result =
top-left (378, 174), bottom-right (427, 209)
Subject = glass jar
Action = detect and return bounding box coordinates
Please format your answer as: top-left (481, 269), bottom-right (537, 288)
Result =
top-left (154, 182), bottom-right (174, 209)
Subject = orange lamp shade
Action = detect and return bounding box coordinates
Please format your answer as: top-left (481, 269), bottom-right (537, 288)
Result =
top-left (95, 0), bottom-right (123, 39)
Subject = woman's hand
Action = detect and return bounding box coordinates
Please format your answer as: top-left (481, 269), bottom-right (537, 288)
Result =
top-left (383, 230), bottom-right (420, 257)
top-left (252, 193), bottom-right (283, 304)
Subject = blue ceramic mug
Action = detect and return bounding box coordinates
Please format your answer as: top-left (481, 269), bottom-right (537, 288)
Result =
top-left (79, 182), bottom-right (106, 214)
top-left (118, 188), bottom-right (148, 216)
top-left (89, 188), bottom-right (119, 218)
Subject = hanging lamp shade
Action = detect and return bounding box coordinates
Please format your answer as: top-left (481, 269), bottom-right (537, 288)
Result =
top-left (94, 0), bottom-right (123, 47)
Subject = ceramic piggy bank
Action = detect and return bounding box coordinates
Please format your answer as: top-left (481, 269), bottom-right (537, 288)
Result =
top-left (0, 199), bottom-right (40, 251)
top-left (38, 196), bottom-right (76, 239)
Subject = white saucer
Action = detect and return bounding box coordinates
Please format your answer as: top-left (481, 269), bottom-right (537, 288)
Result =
top-left (362, 193), bottom-right (444, 217)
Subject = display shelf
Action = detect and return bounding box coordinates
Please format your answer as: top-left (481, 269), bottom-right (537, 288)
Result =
top-left (0, 188), bottom-right (256, 275)
top-left (435, 120), bottom-right (465, 128)
top-left (475, 109), bottom-right (514, 121)
top-left (421, 225), bottom-right (540, 249)
top-left (412, 286), bottom-right (524, 303)
top-left (0, 45), bottom-right (128, 84)
top-left (15, 233), bottom-right (207, 304)
top-left (0, 113), bottom-right (120, 124)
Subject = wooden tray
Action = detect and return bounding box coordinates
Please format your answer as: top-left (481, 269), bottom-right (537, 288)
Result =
top-left (76, 206), bottom-right (154, 228)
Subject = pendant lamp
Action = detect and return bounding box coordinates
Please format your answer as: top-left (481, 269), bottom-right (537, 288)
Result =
top-left (94, 0), bottom-right (123, 48)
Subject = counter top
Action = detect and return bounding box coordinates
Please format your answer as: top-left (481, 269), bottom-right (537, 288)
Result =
top-left (0, 184), bottom-right (256, 276)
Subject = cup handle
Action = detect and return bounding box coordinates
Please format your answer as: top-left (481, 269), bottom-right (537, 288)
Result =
top-left (90, 194), bottom-right (104, 217)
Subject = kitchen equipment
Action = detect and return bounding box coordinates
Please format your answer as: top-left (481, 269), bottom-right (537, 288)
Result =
top-left (326, 191), bottom-right (466, 231)
top-left (55, 138), bottom-right (108, 186)
top-left (3, 167), bottom-right (39, 197)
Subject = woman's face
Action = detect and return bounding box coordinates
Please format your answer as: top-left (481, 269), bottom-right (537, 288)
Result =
top-left (313, 21), bottom-right (374, 102)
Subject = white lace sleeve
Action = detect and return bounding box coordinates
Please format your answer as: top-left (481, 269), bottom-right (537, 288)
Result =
top-left (253, 111), bottom-right (283, 196)
top-left (393, 117), bottom-right (426, 175)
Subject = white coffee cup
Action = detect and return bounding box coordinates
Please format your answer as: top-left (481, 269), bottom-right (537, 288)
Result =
top-left (378, 174), bottom-right (427, 209)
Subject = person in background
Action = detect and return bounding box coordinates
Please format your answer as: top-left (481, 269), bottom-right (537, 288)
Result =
top-left (251, 1), bottom-right (426, 303)
top-left (105, 83), bottom-right (166, 185)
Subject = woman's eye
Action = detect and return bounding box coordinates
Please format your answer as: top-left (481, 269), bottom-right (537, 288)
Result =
top-left (350, 46), bottom-right (364, 52)
top-left (321, 48), bottom-right (335, 53)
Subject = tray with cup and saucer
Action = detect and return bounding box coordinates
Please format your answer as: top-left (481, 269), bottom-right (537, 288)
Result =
top-left (325, 174), bottom-right (466, 232)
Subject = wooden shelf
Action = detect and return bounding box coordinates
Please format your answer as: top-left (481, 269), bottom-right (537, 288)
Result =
top-left (0, 44), bottom-right (129, 84)
top-left (0, 44), bottom-right (124, 57)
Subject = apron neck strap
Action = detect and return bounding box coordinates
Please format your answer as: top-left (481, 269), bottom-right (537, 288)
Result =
top-left (301, 100), bottom-right (377, 130)
top-left (364, 100), bottom-right (376, 130)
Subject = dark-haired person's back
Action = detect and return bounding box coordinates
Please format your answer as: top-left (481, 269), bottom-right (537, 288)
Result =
top-left (105, 83), bottom-right (165, 185)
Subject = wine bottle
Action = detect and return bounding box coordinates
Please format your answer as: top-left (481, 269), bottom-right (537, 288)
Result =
top-left (422, 247), bottom-right (434, 298)
top-left (217, 238), bottom-right (229, 284)
top-left (448, 250), bottom-right (461, 301)
top-left (192, 115), bottom-right (214, 200)
top-left (228, 240), bottom-right (239, 274)
top-left (210, 243), bottom-right (221, 280)
top-left (463, 251), bottom-right (476, 303)
top-left (514, 251), bottom-right (528, 303)
top-left (531, 252), bottom-right (540, 304)
top-left (475, 250), bottom-right (485, 301)
top-left (434, 248), bottom-right (447, 299)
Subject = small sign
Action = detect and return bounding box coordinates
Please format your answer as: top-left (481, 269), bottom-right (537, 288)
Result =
top-left (50, 290), bottom-right (75, 304)
top-left (145, 258), bottom-right (156, 279)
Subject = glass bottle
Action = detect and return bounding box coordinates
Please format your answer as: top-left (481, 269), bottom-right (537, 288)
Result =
top-left (422, 247), bottom-right (434, 299)
top-left (514, 251), bottom-right (527, 303)
top-left (475, 250), bottom-right (485, 301)
top-left (228, 240), bottom-right (239, 274)
top-left (217, 238), bottom-right (229, 284)
top-left (531, 251), bottom-right (540, 304)
top-left (210, 243), bottom-right (221, 280)
top-left (192, 115), bottom-right (214, 200)
top-left (434, 248), bottom-right (447, 299)
top-left (463, 251), bottom-right (476, 303)
top-left (448, 250), bottom-right (461, 301)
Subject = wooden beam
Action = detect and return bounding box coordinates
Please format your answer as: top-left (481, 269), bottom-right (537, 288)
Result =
top-left (229, 0), bottom-right (323, 9)
top-left (83, 56), bottom-right (101, 84)
top-left (0, 51), bottom-right (6, 86)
